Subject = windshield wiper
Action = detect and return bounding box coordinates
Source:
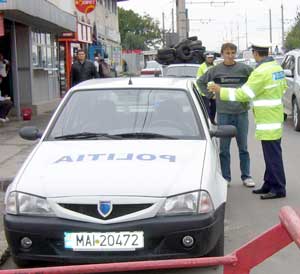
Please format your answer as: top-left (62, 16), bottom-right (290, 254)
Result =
top-left (54, 132), bottom-right (123, 140)
top-left (114, 132), bottom-right (177, 139)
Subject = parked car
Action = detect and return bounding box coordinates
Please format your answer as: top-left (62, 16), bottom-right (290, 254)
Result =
top-left (140, 60), bottom-right (163, 76)
top-left (4, 77), bottom-right (236, 266)
top-left (281, 50), bottom-right (300, 131)
top-left (164, 63), bottom-right (200, 78)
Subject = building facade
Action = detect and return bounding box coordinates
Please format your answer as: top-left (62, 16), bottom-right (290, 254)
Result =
top-left (0, 0), bottom-right (125, 116)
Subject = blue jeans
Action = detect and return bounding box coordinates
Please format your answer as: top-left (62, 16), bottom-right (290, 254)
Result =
top-left (217, 112), bottom-right (251, 182)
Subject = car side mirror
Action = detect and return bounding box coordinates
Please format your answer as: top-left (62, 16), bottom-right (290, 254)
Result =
top-left (209, 125), bottom-right (237, 138)
top-left (284, 69), bottom-right (293, 77)
top-left (19, 126), bottom-right (43, 141)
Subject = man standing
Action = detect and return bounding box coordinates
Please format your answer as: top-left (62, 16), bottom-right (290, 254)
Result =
top-left (197, 43), bottom-right (255, 187)
top-left (196, 52), bottom-right (216, 124)
top-left (208, 43), bottom-right (287, 199)
top-left (71, 49), bottom-right (98, 87)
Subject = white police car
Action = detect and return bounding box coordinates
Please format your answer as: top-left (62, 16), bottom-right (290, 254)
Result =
top-left (4, 78), bottom-right (236, 266)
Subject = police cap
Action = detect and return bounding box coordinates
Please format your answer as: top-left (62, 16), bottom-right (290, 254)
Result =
top-left (251, 43), bottom-right (271, 52)
top-left (204, 51), bottom-right (215, 58)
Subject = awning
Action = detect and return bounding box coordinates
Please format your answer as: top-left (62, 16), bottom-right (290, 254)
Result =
top-left (0, 0), bottom-right (76, 33)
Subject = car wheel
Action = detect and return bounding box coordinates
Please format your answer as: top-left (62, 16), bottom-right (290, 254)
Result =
top-left (292, 98), bottom-right (300, 131)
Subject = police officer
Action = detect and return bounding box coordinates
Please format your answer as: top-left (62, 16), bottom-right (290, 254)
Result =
top-left (196, 52), bottom-right (216, 124)
top-left (208, 43), bottom-right (287, 199)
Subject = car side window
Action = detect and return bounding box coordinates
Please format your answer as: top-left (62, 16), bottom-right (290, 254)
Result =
top-left (281, 55), bottom-right (289, 69)
top-left (289, 56), bottom-right (295, 76)
top-left (192, 84), bottom-right (210, 129)
top-left (282, 55), bottom-right (295, 77)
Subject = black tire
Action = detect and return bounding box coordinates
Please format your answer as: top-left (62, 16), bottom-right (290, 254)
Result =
top-left (176, 44), bottom-right (193, 61)
top-left (292, 98), bottom-right (300, 131)
top-left (188, 36), bottom-right (198, 41)
top-left (157, 53), bottom-right (175, 60)
top-left (174, 38), bottom-right (192, 49)
top-left (157, 48), bottom-right (175, 55)
top-left (190, 41), bottom-right (203, 49)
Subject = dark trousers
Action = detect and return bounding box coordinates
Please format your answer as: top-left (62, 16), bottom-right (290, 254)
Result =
top-left (202, 96), bottom-right (216, 124)
top-left (261, 139), bottom-right (286, 195)
top-left (0, 100), bottom-right (13, 118)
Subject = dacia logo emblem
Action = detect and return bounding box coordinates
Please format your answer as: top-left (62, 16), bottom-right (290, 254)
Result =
top-left (98, 201), bottom-right (113, 218)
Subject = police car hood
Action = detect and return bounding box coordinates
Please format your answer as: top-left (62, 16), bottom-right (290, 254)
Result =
top-left (16, 140), bottom-right (207, 197)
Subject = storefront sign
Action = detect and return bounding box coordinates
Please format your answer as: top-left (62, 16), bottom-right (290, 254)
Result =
top-left (61, 32), bottom-right (76, 39)
top-left (75, 0), bottom-right (96, 14)
top-left (0, 13), bottom-right (4, 37)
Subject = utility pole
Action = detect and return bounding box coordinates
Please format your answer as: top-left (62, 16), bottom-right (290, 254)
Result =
top-left (269, 8), bottom-right (272, 45)
top-left (237, 22), bottom-right (240, 52)
top-left (172, 8), bottom-right (175, 33)
top-left (176, 0), bottom-right (188, 41)
top-left (281, 4), bottom-right (284, 47)
top-left (245, 12), bottom-right (248, 49)
top-left (162, 12), bottom-right (166, 47)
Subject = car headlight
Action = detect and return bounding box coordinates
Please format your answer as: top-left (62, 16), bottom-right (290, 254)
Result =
top-left (157, 191), bottom-right (214, 216)
top-left (5, 192), bottom-right (56, 217)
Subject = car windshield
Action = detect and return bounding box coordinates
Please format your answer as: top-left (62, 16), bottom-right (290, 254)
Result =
top-left (165, 66), bottom-right (199, 77)
top-left (47, 88), bottom-right (204, 140)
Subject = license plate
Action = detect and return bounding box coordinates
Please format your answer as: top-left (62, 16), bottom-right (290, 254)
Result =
top-left (64, 231), bottom-right (144, 251)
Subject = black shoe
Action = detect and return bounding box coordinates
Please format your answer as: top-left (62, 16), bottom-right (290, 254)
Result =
top-left (252, 188), bottom-right (269, 194)
top-left (260, 192), bottom-right (286, 200)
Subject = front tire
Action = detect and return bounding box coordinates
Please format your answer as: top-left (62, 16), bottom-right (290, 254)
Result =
top-left (292, 98), bottom-right (300, 131)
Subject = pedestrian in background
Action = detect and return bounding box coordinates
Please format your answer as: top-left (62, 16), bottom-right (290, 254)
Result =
top-left (196, 51), bottom-right (216, 124)
top-left (0, 53), bottom-right (12, 123)
top-left (197, 42), bottom-right (255, 188)
top-left (208, 43), bottom-right (287, 199)
top-left (71, 49), bottom-right (98, 87)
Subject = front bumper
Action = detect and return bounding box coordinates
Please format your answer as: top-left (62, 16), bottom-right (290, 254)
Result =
top-left (4, 203), bottom-right (225, 264)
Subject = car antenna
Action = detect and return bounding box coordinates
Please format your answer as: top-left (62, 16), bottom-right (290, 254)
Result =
top-left (128, 74), bottom-right (133, 85)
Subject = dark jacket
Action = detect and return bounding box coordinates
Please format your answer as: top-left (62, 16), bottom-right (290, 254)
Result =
top-left (71, 60), bottom-right (99, 87)
top-left (197, 62), bottom-right (253, 114)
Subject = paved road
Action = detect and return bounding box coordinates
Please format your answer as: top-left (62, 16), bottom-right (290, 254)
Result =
top-left (1, 114), bottom-right (299, 273)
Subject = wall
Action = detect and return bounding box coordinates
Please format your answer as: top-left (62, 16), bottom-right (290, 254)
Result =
top-left (15, 24), bottom-right (32, 105)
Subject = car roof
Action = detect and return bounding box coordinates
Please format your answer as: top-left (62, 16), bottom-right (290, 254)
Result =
top-left (167, 64), bottom-right (200, 68)
top-left (285, 49), bottom-right (300, 56)
top-left (72, 77), bottom-right (192, 91)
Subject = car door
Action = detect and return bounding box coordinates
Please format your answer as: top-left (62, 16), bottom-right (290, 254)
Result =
top-left (282, 55), bottom-right (295, 115)
top-left (295, 56), bottom-right (300, 110)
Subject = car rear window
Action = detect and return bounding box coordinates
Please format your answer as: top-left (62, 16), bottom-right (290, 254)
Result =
top-left (47, 88), bottom-right (204, 140)
top-left (165, 66), bottom-right (199, 77)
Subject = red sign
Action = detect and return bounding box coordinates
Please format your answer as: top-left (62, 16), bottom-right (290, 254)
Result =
top-left (75, 0), bottom-right (96, 14)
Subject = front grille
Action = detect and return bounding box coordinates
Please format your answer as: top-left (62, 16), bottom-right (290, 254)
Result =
top-left (59, 203), bottom-right (153, 220)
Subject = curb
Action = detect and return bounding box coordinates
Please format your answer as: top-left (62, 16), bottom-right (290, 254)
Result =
top-left (0, 178), bottom-right (13, 192)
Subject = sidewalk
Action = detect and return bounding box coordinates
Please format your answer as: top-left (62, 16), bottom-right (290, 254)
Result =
top-left (0, 112), bottom-right (53, 191)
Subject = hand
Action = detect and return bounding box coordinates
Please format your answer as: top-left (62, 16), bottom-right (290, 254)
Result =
top-left (208, 83), bottom-right (221, 93)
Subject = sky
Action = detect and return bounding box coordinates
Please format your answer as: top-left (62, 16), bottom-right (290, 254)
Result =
top-left (118, 0), bottom-right (300, 52)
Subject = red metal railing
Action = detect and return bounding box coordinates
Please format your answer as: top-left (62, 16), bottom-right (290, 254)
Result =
top-left (0, 206), bottom-right (299, 274)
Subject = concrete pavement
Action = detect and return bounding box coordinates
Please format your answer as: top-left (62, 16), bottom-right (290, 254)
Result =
top-left (0, 112), bottom-right (52, 261)
top-left (0, 112), bottom-right (52, 190)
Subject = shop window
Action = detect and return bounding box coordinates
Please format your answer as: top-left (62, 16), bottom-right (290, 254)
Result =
top-left (32, 31), bottom-right (58, 70)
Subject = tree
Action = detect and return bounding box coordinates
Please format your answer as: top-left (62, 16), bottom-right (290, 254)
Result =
top-left (118, 7), bottom-right (162, 50)
top-left (285, 12), bottom-right (300, 51)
